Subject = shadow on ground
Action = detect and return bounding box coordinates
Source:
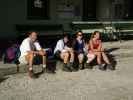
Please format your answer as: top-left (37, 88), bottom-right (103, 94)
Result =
top-left (0, 77), bottom-right (8, 84)
top-left (106, 47), bottom-right (120, 70)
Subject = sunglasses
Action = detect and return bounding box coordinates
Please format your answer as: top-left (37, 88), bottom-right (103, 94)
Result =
top-left (78, 34), bottom-right (82, 36)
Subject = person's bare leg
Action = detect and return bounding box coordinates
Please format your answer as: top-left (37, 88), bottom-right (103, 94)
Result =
top-left (70, 51), bottom-right (74, 63)
top-left (26, 53), bottom-right (34, 69)
top-left (102, 52), bottom-right (114, 70)
top-left (38, 50), bottom-right (47, 69)
top-left (60, 52), bottom-right (69, 64)
top-left (42, 55), bottom-right (46, 65)
top-left (95, 52), bottom-right (102, 65)
top-left (95, 52), bottom-right (106, 70)
top-left (28, 54), bottom-right (34, 69)
top-left (78, 53), bottom-right (84, 69)
top-left (78, 54), bottom-right (84, 64)
top-left (87, 53), bottom-right (95, 63)
top-left (25, 53), bottom-right (34, 77)
top-left (41, 55), bottom-right (46, 72)
top-left (102, 52), bottom-right (110, 64)
top-left (60, 52), bottom-right (72, 71)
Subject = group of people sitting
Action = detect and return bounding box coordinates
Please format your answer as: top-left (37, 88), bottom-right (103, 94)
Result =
top-left (18, 31), bottom-right (114, 78)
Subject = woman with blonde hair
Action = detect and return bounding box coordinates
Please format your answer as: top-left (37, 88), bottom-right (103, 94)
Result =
top-left (86, 31), bottom-right (114, 70)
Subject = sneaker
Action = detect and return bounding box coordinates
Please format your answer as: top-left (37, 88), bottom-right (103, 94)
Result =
top-left (28, 70), bottom-right (36, 78)
top-left (99, 64), bottom-right (106, 71)
top-left (79, 63), bottom-right (84, 70)
top-left (85, 63), bottom-right (93, 69)
top-left (42, 67), bottom-right (46, 73)
top-left (69, 62), bottom-right (73, 67)
top-left (68, 62), bottom-right (75, 71)
top-left (63, 63), bottom-right (72, 72)
top-left (107, 64), bottom-right (115, 70)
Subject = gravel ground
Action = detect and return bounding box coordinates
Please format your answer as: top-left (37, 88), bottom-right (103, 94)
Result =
top-left (0, 41), bottom-right (133, 100)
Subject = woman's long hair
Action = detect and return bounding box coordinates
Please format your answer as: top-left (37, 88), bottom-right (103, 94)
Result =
top-left (90, 31), bottom-right (100, 40)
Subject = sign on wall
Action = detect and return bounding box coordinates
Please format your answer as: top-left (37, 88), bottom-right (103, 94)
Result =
top-left (27, 0), bottom-right (49, 19)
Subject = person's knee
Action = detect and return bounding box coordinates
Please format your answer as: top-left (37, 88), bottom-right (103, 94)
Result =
top-left (65, 52), bottom-right (69, 58)
top-left (26, 53), bottom-right (34, 62)
top-left (102, 52), bottom-right (106, 55)
top-left (70, 51), bottom-right (74, 57)
top-left (39, 51), bottom-right (46, 56)
top-left (87, 53), bottom-right (95, 60)
top-left (28, 52), bottom-right (34, 57)
top-left (96, 52), bottom-right (102, 57)
top-left (78, 54), bottom-right (84, 60)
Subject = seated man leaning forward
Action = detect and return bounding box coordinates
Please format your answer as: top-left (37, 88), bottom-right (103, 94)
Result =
top-left (19, 31), bottom-right (46, 78)
top-left (54, 33), bottom-right (74, 72)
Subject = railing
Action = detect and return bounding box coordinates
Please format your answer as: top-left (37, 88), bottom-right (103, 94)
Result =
top-left (71, 21), bottom-right (133, 41)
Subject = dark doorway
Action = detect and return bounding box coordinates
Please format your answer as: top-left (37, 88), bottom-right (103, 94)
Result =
top-left (125, 0), bottom-right (133, 20)
top-left (82, 0), bottom-right (97, 21)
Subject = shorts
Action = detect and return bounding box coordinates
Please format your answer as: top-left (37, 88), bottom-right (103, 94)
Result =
top-left (19, 56), bottom-right (28, 65)
top-left (19, 55), bottom-right (42, 65)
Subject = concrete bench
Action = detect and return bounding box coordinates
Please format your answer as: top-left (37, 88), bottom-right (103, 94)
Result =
top-left (0, 59), bottom-right (57, 76)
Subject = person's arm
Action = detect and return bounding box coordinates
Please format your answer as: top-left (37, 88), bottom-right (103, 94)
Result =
top-left (24, 39), bottom-right (34, 54)
top-left (90, 40), bottom-right (95, 52)
top-left (97, 40), bottom-right (104, 52)
top-left (34, 42), bottom-right (46, 55)
top-left (84, 42), bottom-right (89, 54)
top-left (57, 40), bottom-right (64, 51)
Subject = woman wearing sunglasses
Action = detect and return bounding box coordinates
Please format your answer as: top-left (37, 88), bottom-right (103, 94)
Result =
top-left (73, 31), bottom-right (86, 70)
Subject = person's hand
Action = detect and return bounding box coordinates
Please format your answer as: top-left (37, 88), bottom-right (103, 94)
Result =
top-left (29, 51), bottom-right (35, 54)
top-left (67, 48), bottom-right (73, 52)
top-left (100, 48), bottom-right (105, 52)
top-left (38, 50), bottom-right (46, 56)
top-left (48, 48), bottom-right (52, 52)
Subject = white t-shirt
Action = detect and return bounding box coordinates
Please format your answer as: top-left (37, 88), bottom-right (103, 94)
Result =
top-left (54, 39), bottom-right (70, 54)
top-left (19, 37), bottom-right (42, 57)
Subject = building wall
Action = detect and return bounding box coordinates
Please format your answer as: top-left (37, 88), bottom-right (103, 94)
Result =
top-left (96, 0), bottom-right (111, 20)
top-left (0, 0), bottom-right (8, 38)
top-left (1, 0), bottom-right (82, 38)
top-left (0, 0), bottom-right (129, 38)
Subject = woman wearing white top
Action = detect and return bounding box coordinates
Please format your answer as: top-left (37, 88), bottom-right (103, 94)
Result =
top-left (54, 33), bottom-right (74, 72)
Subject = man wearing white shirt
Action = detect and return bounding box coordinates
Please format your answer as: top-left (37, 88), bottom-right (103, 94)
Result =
top-left (19, 31), bottom-right (46, 78)
top-left (54, 33), bottom-right (74, 72)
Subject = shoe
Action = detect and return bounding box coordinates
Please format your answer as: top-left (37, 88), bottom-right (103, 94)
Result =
top-left (42, 67), bottom-right (46, 73)
top-left (99, 64), bottom-right (106, 71)
top-left (85, 63), bottom-right (93, 69)
top-left (28, 70), bottom-right (37, 78)
top-left (107, 64), bottom-right (115, 70)
top-left (68, 62), bottom-right (75, 71)
top-left (79, 63), bottom-right (84, 70)
top-left (63, 63), bottom-right (72, 72)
